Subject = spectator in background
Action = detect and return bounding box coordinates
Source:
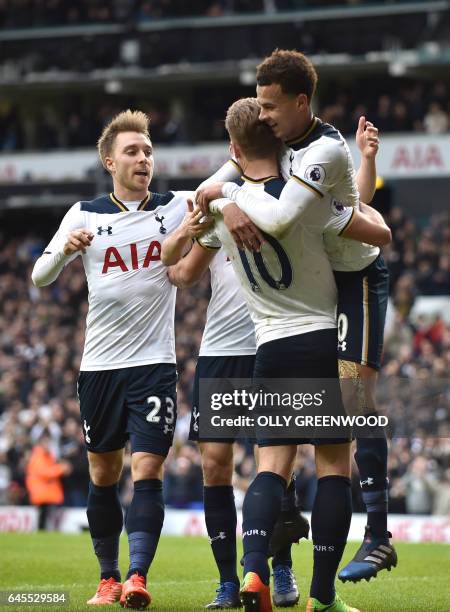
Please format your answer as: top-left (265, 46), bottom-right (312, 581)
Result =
top-left (164, 444), bottom-right (203, 508)
top-left (433, 468), bottom-right (450, 516)
top-left (25, 430), bottom-right (72, 529)
top-left (400, 456), bottom-right (438, 515)
top-left (423, 102), bottom-right (449, 134)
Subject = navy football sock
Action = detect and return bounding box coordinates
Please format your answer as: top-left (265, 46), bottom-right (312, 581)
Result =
top-left (272, 547), bottom-right (292, 569)
top-left (272, 474), bottom-right (295, 568)
top-left (204, 486), bottom-right (239, 586)
top-left (87, 482), bottom-right (123, 582)
top-left (242, 471), bottom-right (286, 585)
top-left (355, 436), bottom-right (388, 538)
top-left (310, 476), bottom-right (352, 605)
top-left (281, 473), bottom-right (296, 512)
top-left (125, 479), bottom-right (164, 581)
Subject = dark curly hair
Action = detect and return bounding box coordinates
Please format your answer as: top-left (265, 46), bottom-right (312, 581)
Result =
top-left (256, 49), bottom-right (318, 102)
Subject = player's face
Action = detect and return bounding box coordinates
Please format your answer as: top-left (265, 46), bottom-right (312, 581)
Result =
top-left (108, 131), bottom-right (154, 194)
top-left (257, 83), bottom-right (309, 142)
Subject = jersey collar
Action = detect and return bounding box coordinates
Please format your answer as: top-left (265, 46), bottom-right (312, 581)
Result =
top-left (241, 174), bottom-right (280, 184)
top-left (285, 116), bottom-right (319, 149)
top-left (109, 192), bottom-right (151, 212)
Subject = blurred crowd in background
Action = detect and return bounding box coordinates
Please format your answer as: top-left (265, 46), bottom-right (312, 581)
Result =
top-left (0, 1), bottom-right (419, 29)
top-left (2, 0), bottom-right (450, 153)
top-left (1, 79), bottom-right (449, 153)
top-left (0, 206), bottom-right (449, 518)
top-left (0, 0), bottom-right (449, 525)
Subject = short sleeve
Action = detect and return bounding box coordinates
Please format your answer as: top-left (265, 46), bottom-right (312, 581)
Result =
top-left (293, 140), bottom-right (349, 196)
top-left (324, 201), bottom-right (355, 236)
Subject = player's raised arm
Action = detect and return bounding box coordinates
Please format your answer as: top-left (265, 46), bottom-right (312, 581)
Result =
top-left (166, 232), bottom-right (220, 289)
top-left (355, 116), bottom-right (379, 203)
top-left (31, 203), bottom-right (93, 287)
top-left (160, 199), bottom-right (213, 266)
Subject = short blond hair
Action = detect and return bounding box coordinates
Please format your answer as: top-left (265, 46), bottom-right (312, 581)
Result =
top-left (97, 109), bottom-right (150, 168)
top-left (225, 97), bottom-right (280, 160)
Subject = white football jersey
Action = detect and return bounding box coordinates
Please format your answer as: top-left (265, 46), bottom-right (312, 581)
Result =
top-left (201, 177), bottom-right (354, 348)
top-left (279, 117), bottom-right (379, 272)
top-left (197, 161), bottom-right (257, 357)
top-left (199, 247), bottom-right (256, 357)
top-left (32, 191), bottom-right (190, 370)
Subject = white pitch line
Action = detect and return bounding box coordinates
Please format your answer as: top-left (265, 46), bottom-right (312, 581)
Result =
top-left (2, 579), bottom-right (217, 589)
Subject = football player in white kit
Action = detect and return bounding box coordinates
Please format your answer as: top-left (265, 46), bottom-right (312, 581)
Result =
top-left (163, 97), bottom-right (390, 612)
top-left (197, 49), bottom-right (397, 593)
top-left (31, 110), bottom-right (215, 610)
top-left (162, 198), bottom-right (309, 609)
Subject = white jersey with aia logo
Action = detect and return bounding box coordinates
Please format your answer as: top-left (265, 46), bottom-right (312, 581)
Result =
top-left (32, 191), bottom-right (190, 370)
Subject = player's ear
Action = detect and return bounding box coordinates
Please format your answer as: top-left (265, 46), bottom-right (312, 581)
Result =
top-left (296, 93), bottom-right (308, 111)
top-left (230, 141), bottom-right (241, 161)
top-left (104, 156), bottom-right (115, 174)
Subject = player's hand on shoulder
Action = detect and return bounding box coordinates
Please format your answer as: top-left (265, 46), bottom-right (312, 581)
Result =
top-left (195, 182), bottom-right (225, 215)
top-left (180, 199), bottom-right (214, 239)
top-left (356, 116), bottom-right (379, 159)
top-left (63, 228), bottom-right (94, 255)
top-left (222, 203), bottom-right (264, 252)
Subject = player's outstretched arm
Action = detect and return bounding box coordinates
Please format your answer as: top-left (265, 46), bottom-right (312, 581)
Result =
top-left (213, 175), bottom-right (321, 238)
top-left (167, 241), bottom-right (217, 289)
top-left (341, 203), bottom-right (391, 247)
top-left (210, 140), bottom-right (348, 237)
top-left (161, 199), bottom-right (213, 266)
top-left (355, 116), bottom-right (379, 203)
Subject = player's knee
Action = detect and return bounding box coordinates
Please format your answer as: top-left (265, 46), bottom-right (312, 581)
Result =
top-left (131, 451), bottom-right (165, 481)
top-left (257, 446), bottom-right (297, 483)
top-left (315, 443), bottom-right (351, 479)
top-left (355, 437), bottom-right (388, 471)
top-left (89, 462), bottom-right (122, 486)
top-left (88, 451), bottom-right (123, 486)
top-left (201, 452), bottom-right (233, 486)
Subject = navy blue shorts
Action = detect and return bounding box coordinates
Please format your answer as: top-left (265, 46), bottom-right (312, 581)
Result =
top-left (189, 354), bottom-right (255, 443)
top-left (254, 329), bottom-right (350, 447)
top-left (77, 364), bottom-right (177, 456)
top-left (334, 254), bottom-right (389, 371)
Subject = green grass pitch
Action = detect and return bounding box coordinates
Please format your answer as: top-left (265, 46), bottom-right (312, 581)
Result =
top-left (1, 533), bottom-right (449, 610)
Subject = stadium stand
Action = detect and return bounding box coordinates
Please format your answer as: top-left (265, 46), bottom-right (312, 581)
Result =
top-left (0, 0), bottom-right (448, 526)
top-left (0, 207), bottom-right (448, 512)
top-left (1, 0), bottom-right (450, 155)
